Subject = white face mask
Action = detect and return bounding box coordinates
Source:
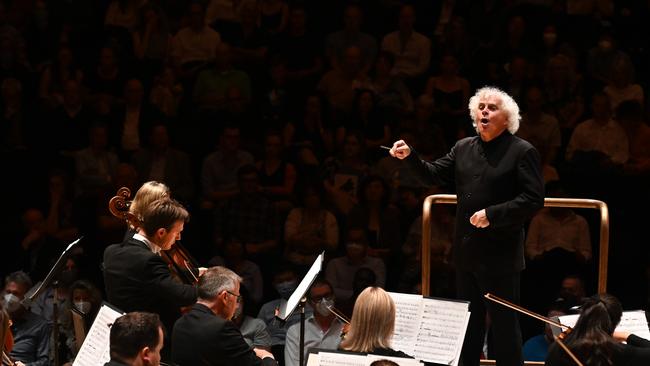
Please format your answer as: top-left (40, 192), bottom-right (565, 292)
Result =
top-left (2, 293), bottom-right (22, 312)
top-left (74, 301), bottom-right (92, 314)
top-left (315, 298), bottom-right (335, 317)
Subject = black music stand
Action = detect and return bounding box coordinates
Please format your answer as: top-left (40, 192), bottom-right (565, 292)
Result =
top-left (276, 252), bottom-right (325, 366)
top-left (22, 236), bottom-right (83, 365)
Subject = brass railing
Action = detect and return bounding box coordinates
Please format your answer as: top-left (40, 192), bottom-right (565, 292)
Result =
top-left (421, 194), bottom-right (610, 296)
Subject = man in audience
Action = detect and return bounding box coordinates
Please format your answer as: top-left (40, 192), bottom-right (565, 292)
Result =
top-left (172, 266), bottom-right (277, 365)
top-left (257, 266), bottom-right (312, 364)
top-left (326, 228), bottom-right (386, 303)
top-left (106, 312), bottom-right (165, 366)
top-left (2, 271), bottom-right (50, 366)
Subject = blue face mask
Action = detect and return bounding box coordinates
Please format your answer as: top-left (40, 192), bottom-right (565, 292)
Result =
top-left (274, 280), bottom-right (298, 299)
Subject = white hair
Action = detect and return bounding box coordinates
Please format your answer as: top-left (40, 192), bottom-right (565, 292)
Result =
top-left (468, 86), bottom-right (520, 134)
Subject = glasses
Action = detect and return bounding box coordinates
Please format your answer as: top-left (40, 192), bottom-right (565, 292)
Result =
top-left (226, 291), bottom-right (242, 303)
top-left (310, 294), bottom-right (333, 303)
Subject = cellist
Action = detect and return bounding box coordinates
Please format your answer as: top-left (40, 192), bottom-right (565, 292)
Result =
top-left (103, 196), bottom-right (204, 361)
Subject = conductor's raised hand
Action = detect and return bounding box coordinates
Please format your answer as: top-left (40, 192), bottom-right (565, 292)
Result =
top-left (389, 140), bottom-right (411, 159)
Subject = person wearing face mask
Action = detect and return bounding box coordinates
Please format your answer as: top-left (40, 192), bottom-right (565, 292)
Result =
top-left (172, 266), bottom-right (277, 365)
top-left (2, 271), bottom-right (51, 366)
top-left (257, 266), bottom-right (312, 364)
top-left (284, 278), bottom-right (345, 366)
top-left (325, 228), bottom-right (386, 304)
top-left (389, 86), bottom-right (544, 366)
top-left (65, 280), bottom-right (103, 360)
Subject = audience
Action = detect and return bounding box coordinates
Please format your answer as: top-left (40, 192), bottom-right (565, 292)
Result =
top-left (1, 2), bottom-right (649, 363)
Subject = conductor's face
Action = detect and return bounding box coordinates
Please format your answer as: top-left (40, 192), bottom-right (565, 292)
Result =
top-left (475, 95), bottom-right (509, 142)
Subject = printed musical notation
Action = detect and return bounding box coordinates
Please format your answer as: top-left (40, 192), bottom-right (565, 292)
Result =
top-left (389, 293), bottom-right (470, 366)
top-left (73, 303), bottom-right (124, 366)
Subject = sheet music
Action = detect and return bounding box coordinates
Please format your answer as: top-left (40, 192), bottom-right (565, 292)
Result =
top-left (315, 351), bottom-right (423, 366)
top-left (414, 298), bottom-right (469, 366)
top-left (72, 304), bottom-right (124, 366)
top-left (389, 292), bottom-right (423, 355)
top-left (388, 293), bottom-right (470, 366)
top-left (367, 354), bottom-right (423, 365)
top-left (278, 252), bottom-right (324, 320)
top-left (317, 352), bottom-right (367, 366)
top-left (558, 310), bottom-right (650, 341)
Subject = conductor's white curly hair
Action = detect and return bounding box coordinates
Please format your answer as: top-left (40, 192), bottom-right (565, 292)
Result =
top-left (468, 86), bottom-right (521, 134)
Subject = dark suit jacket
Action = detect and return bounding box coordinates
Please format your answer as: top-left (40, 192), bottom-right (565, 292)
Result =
top-left (104, 360), bottom-right (130, 366)
top-left (103, 237), bottom-right (197, 330)
top-left (172, 303), bottom-right (277, 366)
top-left (406, 132), bottom-right (544, 273)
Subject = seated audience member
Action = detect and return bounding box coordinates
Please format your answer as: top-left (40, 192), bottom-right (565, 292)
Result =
top-left (556, 274), bottom-right (588, 308)
top-left (284, 182), bottom-right (339, 274)
top-left (172, 266), bottom-right (277, 365)
top-left (208, 238), bottom-right (264, 305)
top-left (200, 126), bottom-right (254, 209)
top-left (257, 266), bottom-right (312, 364)
top-left (337, 268), bottom-right (377, 318)
top-left (2, 271), bottom-right (50, 366)
top-left (347, 175), bottom-right (402, 262)
top-left (545, 293), bottom-right (650, 365)
top-left (380, 5), bottom-right (430, 81)
top-left (256, 131), bottom-right (297, 215)
top-left (213, 165), bottom-right (279, 262)
top-left (74, 123), bottom-right (119, 198)
top-left (339, 287), bottom-right (412, 359)
top-left (326, 228), bottom-right (385, 304)
top-left (132, 124), bottom-right (195, 204)
top-left (522, 299), bottom-right (570, 361)
top-left (106, 312), bottom-right (164, 366)
top-left (170, 3), bottom-right (221, 75)
top-left (66, 280), bottom-right (103, 360)
top-left (285, 278), bottom-right (345, 366)
top-left (231, 286), bottom-right (272, 351)
top-left (616, 100), bottom-right (650, 176)
top-left (525, 181), bottom-right (592, 302)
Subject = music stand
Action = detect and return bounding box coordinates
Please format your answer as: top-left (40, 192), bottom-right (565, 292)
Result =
top-left (22, 236), bottom-right (83, 365)
top-left (276, 252), bottom-right (325, 366)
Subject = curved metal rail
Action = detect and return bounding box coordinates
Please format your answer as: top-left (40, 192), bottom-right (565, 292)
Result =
top-left (421, 194), bottom-right (610, 296)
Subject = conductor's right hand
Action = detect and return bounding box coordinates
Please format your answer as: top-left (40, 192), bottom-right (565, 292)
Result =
top-left (389, 140), bottom-right (411, 160)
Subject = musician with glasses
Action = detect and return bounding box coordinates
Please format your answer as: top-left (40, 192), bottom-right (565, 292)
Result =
top-left (284, 278), bottom-right (345, 366)
top-left (171, 266), bottom-right (277, 365)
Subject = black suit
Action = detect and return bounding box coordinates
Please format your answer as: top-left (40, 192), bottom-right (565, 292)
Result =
top-left (405, 132), bottom-right (544, 366)
top-left (172, 303), bottom-right (277, 366)
top-left (103, 237), bottom-right (197, 332)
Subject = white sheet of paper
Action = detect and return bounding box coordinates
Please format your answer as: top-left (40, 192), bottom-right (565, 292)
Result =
top-left (72, 304), bottom-right (124, 366)
top-left (388, 292), bottom-right (470, 366)
top-left (278, 252), bottom-right (324, 320)
top-left (559, 310), bottom-right (650, 341)
top-left (317, 352), bottom-right (367, 366)
top-left (414, 298), bottom-right (469, 366)
top-left (389, 292), bottom-right (423, 355)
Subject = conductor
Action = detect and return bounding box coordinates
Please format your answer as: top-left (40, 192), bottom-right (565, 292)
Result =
top-left (390, 86), bottom-right (544, 366)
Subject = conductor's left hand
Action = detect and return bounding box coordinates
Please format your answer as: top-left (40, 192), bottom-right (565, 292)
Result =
top-left (469, 209), bottom-right (490, 228)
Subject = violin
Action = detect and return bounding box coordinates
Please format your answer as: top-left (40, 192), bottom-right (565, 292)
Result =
top-left (484, 293), bottom-right (583, 366)
top-left (108, 187), bottom-right (201, 285)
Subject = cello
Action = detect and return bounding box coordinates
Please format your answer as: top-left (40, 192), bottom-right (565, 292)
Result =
top-left (108, 187), bottom-right (201, 285)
